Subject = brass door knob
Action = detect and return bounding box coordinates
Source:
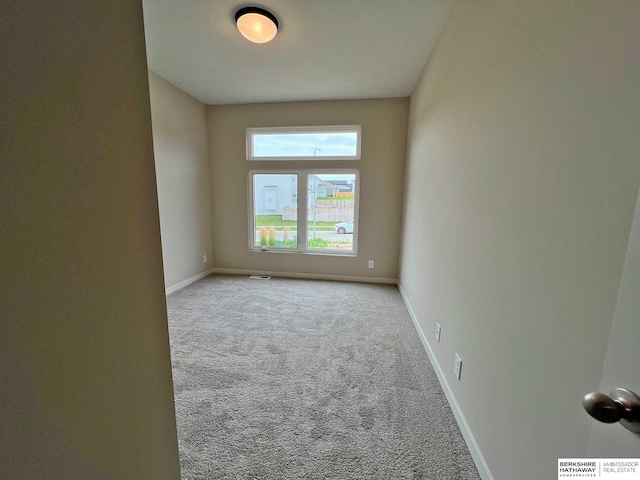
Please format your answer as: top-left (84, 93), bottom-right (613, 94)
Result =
top-left (583, 388), bottom-right (640, 433)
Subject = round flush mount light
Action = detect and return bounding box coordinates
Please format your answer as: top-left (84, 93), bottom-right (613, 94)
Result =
top-left (235, 6), bottom-right (278, 44)
top-left (235, 7), bottom-right (278, 44)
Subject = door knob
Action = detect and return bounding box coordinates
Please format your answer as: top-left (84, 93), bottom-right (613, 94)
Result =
top-left (582, 388), bottom-right (640, 433)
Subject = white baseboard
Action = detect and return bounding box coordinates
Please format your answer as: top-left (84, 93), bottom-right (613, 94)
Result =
top-left (397, 283), bottom-right (494, 480)
top-left (165, 268), bottom-right (216, 295)
top-left (212, 267), bottom-right (397, 285)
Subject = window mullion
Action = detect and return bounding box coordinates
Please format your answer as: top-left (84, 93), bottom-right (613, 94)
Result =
top-left (297, 171), bottom-right (307, 252)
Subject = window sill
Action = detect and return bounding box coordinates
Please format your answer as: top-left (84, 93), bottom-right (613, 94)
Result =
top-left (249, 248), bottom-right (357, 257)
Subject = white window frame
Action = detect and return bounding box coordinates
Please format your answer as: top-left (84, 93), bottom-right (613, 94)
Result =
top-left (248, 169), bottom-right (359, 256)
top-left (246, 125), bottom-right (361, 161)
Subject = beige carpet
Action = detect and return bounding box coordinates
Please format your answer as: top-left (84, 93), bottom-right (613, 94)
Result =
top-left (167, 275), bottom-right (480, 479)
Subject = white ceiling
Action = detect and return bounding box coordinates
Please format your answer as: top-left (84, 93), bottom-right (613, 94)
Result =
top-left (142, 0), bottom-right (454, 105)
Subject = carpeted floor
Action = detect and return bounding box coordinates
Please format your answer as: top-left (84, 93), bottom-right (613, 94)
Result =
top-left (166, 275), bottom-right (480, 479)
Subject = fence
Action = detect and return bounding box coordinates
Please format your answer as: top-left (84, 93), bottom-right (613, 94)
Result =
top-left (314, 199), bottom-right (354, 209)
top-left (282, 203), bottom-right (353, 222)
top-left (336, 192), bottom-right (354, 198)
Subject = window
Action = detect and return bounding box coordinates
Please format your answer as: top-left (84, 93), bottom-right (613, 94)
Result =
top-left (247, 126), bottom-right (361, 161)
top-left (249, 170), bottom-right (358, 255)
top-left (251, 174), bottom-right (298, 250)
top-left (247, 126), bottom-right (360, 256)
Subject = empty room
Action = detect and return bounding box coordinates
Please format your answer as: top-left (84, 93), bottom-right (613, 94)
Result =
top-left (2, 1), bottom-right (640, 480)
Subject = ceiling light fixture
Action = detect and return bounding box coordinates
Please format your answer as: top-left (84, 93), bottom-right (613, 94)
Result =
top-left (235, 7), bottom-right (278, 44)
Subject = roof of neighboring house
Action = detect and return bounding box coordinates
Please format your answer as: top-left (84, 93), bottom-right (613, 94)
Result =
top-left (322, 179), bottom-right (354, 191)
top-left (310, 178), bottom-right (337, 189)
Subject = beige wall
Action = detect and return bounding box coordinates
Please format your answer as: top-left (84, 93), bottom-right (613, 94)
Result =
top-left (208, 99), bottom-right (408, 280)
top-left (149, 71), bottom-right (213, 290)
top-left (400, 1), bottom-right (640, 479)
top-left (0, 2), bottom-right (180, 479)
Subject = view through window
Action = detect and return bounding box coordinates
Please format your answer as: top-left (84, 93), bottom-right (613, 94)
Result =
top-left (252, 173), bottom-right (298, 250)
top-left (306, 173), bottom-right (356, 252)
top-left (251, 172), bottom-right (357, 254)
top-left (248, 126), bottom-right (360, 160)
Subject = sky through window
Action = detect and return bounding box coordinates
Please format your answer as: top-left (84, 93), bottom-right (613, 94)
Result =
top-left (252, 131), bottom-right (358, 157)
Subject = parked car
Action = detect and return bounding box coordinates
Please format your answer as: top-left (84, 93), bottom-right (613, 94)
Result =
top-left (333, 221), bottom-right (354, 234)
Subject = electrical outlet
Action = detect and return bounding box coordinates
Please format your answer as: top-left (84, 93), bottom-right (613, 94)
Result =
top-left (368, 260), bottom-right (374, 268)
top-left (454, 354), bottom-right (462, 380)
top-left (435, 323), bottom-right (441, 343)
top-left (203, 254), bottom-right (208, 264)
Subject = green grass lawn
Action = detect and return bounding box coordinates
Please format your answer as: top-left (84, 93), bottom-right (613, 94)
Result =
top-left (255, 215), bottom-right (335, 231)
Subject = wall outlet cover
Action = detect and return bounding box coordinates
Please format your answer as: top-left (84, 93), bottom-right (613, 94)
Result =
top-left (454, 353), bottom-right (462, 380)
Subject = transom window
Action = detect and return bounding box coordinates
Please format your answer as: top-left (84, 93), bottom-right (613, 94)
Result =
top-left (247, 126), bottom-right (361, 161)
